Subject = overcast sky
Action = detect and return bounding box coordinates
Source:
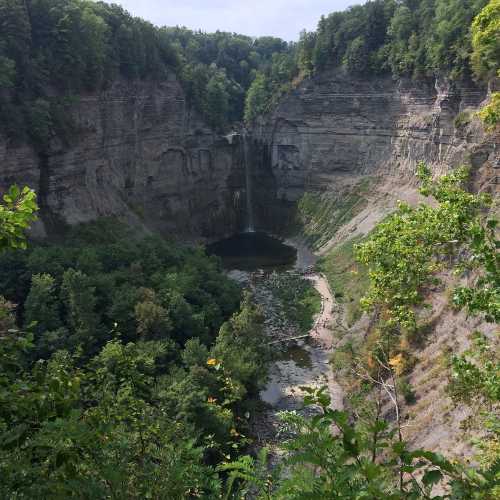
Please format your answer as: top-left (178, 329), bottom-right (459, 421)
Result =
top-left (114, 1), bottom-right (364, 41)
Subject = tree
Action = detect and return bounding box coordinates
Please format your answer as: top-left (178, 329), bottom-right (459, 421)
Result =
top-left (60, 268), bottom-right (100, 353)
top-left (471, 0), bottom-right (500, 130)
top-left (471, 0), bottom-right (500, 80)
top-left (23, 273), bottom-right (61, 337)
top-left (27, 98), bottom-right (52, 149)
top-left (204, 70), bottom-right (230, 129)
top-left (479, 91), bottom-right (500, 129)
top-left (211, 292), bottom-right (268, 395)
top-left (244, 72), bottom-right (268, 122)
top-left (343, 36), bottom-right (368, 74)
top-left (0, 185), bottom-right (38, 252)
top-left (134, 288), bottom-right (172, 340)
top-left (297, 30), bottom-right (316, 77)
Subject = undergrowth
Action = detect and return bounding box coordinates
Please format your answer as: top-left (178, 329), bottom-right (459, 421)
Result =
top-left (268, 272), bottom-right (321, 334)
top-left (317, 235), bottom-right (369, 327)
top-left (297, 178), bottom-right (372, 250)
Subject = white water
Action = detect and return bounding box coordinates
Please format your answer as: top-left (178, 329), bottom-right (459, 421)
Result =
top-left (242, 132), bottom-right (255, 232)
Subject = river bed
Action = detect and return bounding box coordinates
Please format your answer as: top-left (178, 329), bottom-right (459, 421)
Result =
top-left (209, 232), bottom-right (342, 455)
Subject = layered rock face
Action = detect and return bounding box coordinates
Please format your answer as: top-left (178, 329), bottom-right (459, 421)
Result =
top-left (251, 70), bottom-right (498, 225)
top-left (0, 74), bottom-right (246, 240)
top-left (1, 70), bottom-right (498, 240)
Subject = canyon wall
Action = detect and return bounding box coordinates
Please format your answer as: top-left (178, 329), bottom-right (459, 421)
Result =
top-left (0, 74), bottom-right (248, 241)
top-left (1, 69), bottom-right (498, 240)
top-left (251, 71), bottom-right (498, 227)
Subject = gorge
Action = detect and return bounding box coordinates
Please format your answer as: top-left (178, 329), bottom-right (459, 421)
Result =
top-left (0, 0), bottom-right (499, 497)
top-left (1, 71), bottom-right (497, 241)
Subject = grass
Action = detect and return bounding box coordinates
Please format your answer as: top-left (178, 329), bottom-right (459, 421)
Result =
top-left (269, 273), bottom-right (322, 334)
top-left (454, 111), bottom-right (471, 129)
top-left (297, 178), bottom-right (372, 250)
top-left (317, 235), bottom-right (369, 326)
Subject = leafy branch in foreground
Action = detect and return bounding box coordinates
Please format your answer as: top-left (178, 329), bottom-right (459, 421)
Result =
top-left (223, 387), bottom-right (499, 499)
top-left (0, 185), bottom-right (38, 251)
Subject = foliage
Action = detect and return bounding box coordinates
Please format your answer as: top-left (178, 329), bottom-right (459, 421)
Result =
top-left (298, 180), bottom-right (371, 250)
top-left (356, 163), bottom-right (495, 332)
top-left (479, 91), bottom-right (500, 129)
top-left (448, 332), bottom-right (499, 405)
top-left (225, 388), bottom-right (500, 499)
top-left (0, 0), bottom-right (180, 143)
top-left (0, 185), bottom-right (38, 252)
top-left (267, 272), bottom-right (322, 334)
top-left (1, 0), bottom-right (493, 134)
top-left (472, 0), bottom-right (500, 131)
top-left (471, 0), bottom-right (500, 80)
top-left (244, 72), bottom-right (269, 123)
top-left (211, 291), bottom-right (269, 396)
top-left (447, 332), bottom-right (499, 466)
top-left (0, 220), bottom-right (273, 496)
top-left (318, 236), bottom-right (369, 327)
top-left (0, 220), bottom-right (242, 358)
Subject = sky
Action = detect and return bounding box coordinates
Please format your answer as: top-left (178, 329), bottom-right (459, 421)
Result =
top-left (114, 0), bottom-right (364, 41)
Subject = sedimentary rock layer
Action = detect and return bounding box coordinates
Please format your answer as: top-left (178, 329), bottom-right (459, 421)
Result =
top-left (1, 70), bottom-right (498, 239)
top-left (252, 71), bottom-right (498, 207)
top-left (0, 75), bottom-right (245, 240)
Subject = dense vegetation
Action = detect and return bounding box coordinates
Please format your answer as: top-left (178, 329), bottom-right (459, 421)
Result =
top-left (224, 166), bottom-right (499, 499)
top-left (244, 0), bottom-right (499, 121)
top-left (163, 28), bottom-right (291, 128)
top-left (0, 217), bottom-right (273, 497)
top-left (1, 0), bottom-right (497, 140)
top-left (1, 172), bottom-right (497, 496)
top-left (0, 0), bottom-right (498, 497)
top-left (472, 0), bottom-right (500, 129)
top-left (318, 236), bottom-right (369, 327)
top-left (0, 0), bottom-right (294, 141)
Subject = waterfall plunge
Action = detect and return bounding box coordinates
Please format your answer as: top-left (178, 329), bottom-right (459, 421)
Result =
top-left (242, 132), bottom-right (255, 232)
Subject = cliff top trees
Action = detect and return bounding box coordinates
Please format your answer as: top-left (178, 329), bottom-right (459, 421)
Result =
top-left (1, 0), bottom-right (493, 132)
top-left (471, 0), bottom-right (500, 130)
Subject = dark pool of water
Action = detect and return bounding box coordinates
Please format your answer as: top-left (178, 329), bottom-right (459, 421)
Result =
top-left (207, 232), bottom-right (297, 271)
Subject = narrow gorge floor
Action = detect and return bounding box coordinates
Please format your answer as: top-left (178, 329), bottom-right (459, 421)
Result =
top-left (251, 271), bottom-right (343, 462)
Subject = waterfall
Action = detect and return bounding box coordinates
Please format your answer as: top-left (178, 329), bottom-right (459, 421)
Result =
top-left (242, 132), bottom-right (255, 232)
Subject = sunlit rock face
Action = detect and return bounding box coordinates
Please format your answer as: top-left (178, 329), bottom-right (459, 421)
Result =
top-left (1, 69), bottom-right (497, 241)
top-left (251, 70), bottom-right (498, 210)
top-left (0, 74), bottom-right (245, 240)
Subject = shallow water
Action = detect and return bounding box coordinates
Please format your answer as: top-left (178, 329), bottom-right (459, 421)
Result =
top-left (276, 342), bottom-right (312, 369)
top-left (207, 232), bottom-right (297, 271)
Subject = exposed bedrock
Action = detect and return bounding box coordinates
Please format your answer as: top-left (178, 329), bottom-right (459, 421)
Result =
top-left (0, 75), bottom-right (248, 240)
top-left (1, 70), bottom-right (498, 240)
top-left (251, 71), bottom-right (499, 215)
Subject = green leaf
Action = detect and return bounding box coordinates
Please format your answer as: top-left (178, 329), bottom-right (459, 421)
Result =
top-left (422, 469), bottom-right (443, 486)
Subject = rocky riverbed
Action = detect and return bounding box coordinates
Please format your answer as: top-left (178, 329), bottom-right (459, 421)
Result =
top-left (240, 269), bottom-right (344, 460)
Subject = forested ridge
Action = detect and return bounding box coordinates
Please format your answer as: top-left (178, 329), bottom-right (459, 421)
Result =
top-left (0, 0), bottom-right (497, 140)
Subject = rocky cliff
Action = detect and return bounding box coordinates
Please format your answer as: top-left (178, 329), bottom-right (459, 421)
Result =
top-left (1, 69), bottom-right (498, 241)
top-left (257, 70), bottom-right (500, 462)
top-left (251, 71), bottom-right (499, 232)
top-left (0, 74), bottom-right (249, 240)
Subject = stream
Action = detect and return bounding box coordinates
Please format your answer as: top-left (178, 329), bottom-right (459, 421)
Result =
top-left (208, 233), bottom-right (343, 457)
